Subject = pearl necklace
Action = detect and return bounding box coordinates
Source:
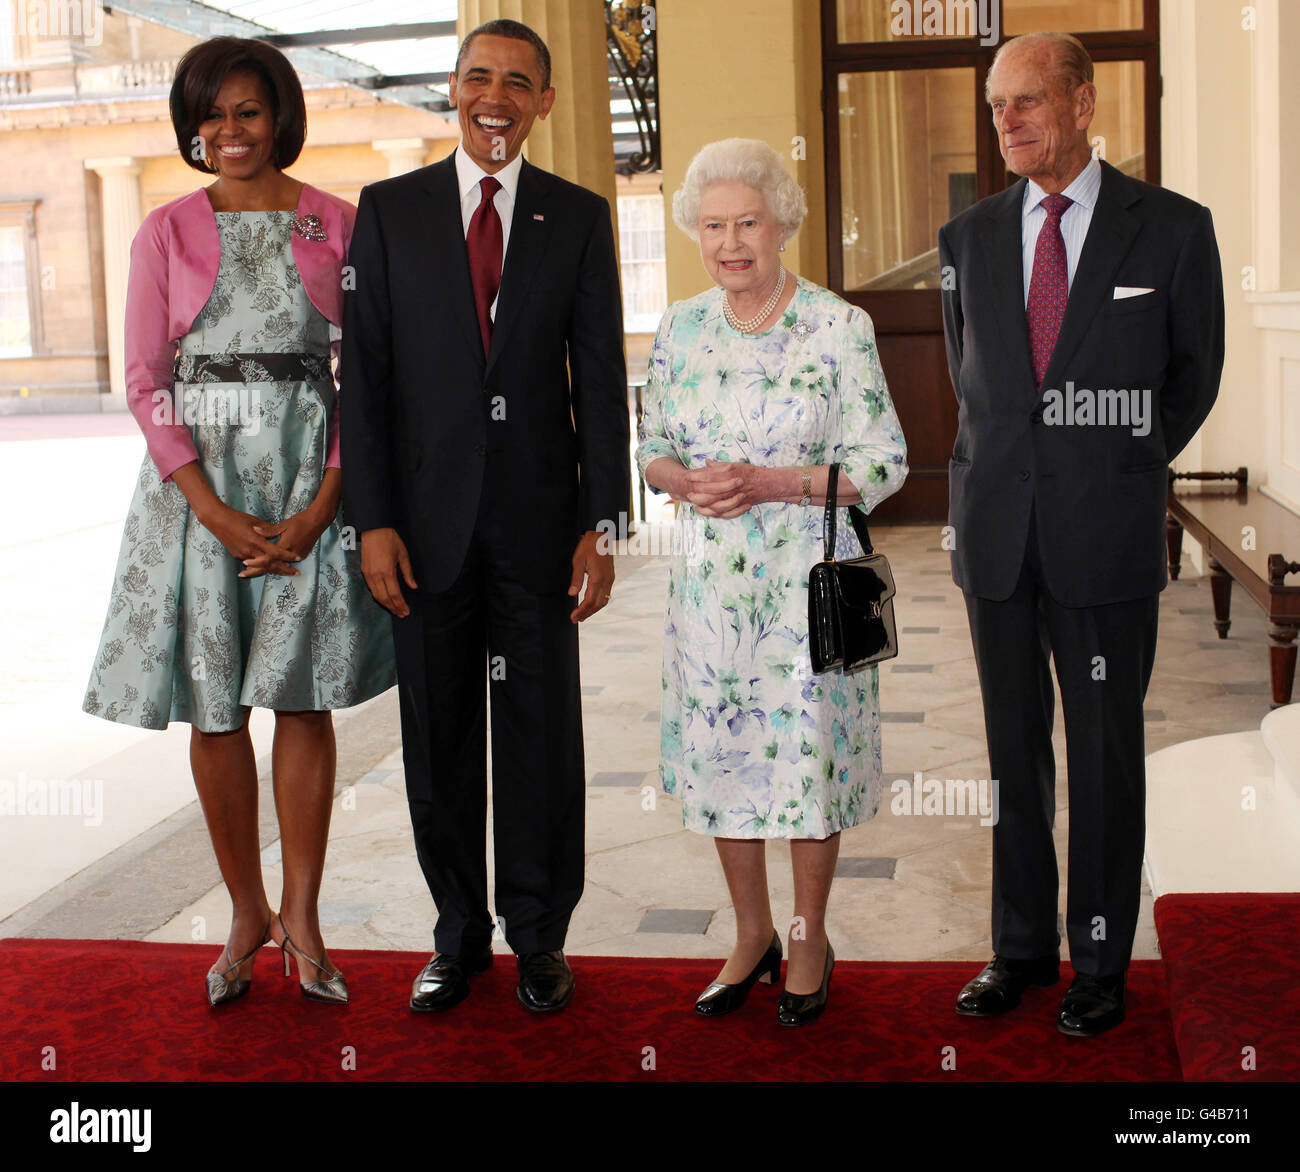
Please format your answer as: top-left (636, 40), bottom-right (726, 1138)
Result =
top-left (723, 266), bottom-right (787, 333)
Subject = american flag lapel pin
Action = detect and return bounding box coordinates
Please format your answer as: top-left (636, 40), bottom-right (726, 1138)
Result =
top-left (533, 213), bottom-right (545, 221)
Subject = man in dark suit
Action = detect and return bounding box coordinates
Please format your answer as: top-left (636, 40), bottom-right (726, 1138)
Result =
top-left (938, 32), bottom-right (1223, 1036)
top-left (341, 19), bottom-right (629, 1013)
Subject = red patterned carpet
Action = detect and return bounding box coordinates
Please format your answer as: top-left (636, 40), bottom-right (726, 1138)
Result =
top-left (0, 940), bottom-right (1181, 1081)
top-left (1154, 893), bottom-right (1300, 1082)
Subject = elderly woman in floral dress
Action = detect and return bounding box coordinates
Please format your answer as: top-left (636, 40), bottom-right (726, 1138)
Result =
top-left (637, 138), bottom-right (907, 1025)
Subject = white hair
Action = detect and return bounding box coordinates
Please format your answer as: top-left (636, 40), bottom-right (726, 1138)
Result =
top-left (671, 138), bottom-right (807, 242)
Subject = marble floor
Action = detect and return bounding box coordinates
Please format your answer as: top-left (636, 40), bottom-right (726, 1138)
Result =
top-left (3, 524), bottom-right (1278, 973)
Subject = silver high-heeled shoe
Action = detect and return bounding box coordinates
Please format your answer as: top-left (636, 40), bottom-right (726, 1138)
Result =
top-left (205, 919), bottom-right (271, 1007)
top-left (275, 913), bottom-right (348, 1004)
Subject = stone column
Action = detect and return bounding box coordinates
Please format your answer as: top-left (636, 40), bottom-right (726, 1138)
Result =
top-left (657, 0), bottom-right (827, 303)
top-left (458, 2), bottom-right (628, 520)
top-left (372, 137), bottom-right (435, 177)
top-left (457, 0), bottom-right (618, 216)
top-left (84, 156), bottom-right (143, 401)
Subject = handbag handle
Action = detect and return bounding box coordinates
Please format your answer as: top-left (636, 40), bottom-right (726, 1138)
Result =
top-left (822, 463), bottom-right (876, 561)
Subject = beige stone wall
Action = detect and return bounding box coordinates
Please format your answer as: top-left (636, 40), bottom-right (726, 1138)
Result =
top-left (0, 2), bottom-right (458, 397)
top-left (1159, 0), bottom-right (1260, 485)
top-left (0, 125), bottom-right (110, 395)
top-left (0, 103), bottom-right (454, 396)
top-left (1, 3), bottom-right (641, 398)
top-left (657, 0), bottom-right (826, 306)
top-left (10, 0), bottom-right (1286, 510)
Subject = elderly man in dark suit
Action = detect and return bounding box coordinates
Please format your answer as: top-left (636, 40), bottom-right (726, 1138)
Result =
top-left (938, 31), bottom-right (1223, 1036)
top-left (341, 19), bottom-right (629, 1014)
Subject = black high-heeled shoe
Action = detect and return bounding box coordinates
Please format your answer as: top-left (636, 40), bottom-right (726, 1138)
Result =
top-left (695, 931), bottom-right (782, 1016)
top-left (777, 939), bottom-right (834, 1026)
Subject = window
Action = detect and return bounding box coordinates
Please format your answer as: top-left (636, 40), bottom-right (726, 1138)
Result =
top-left (618, 193), bottom-right (667, 333)
top-left (0, 1), bottom-right (14, 68)
top-left (0, 218), bottom-right (35, 358)
top-left (825, 0), bottom-right (1160, 300)
top-left (839, 67), bottom-right (979, 290)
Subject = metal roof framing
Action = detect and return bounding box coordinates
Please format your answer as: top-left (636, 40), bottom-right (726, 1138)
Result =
top-left (104, 0), bottom-right (456, 114)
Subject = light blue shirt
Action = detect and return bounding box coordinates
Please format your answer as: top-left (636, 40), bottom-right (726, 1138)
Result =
top-left (1021, 154), bottom-right (1101, 306)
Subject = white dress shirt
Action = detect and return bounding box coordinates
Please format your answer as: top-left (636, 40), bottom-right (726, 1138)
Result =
top-left (455, 145), bottom-right (524, 322)
top-left (1021, 154), bottom-right (1101, 306)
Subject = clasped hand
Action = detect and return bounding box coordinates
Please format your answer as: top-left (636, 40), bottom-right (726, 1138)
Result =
top-left (673, 459), bottom-right (767, 518)
top-left (204, 503), bottom-right (328, 579)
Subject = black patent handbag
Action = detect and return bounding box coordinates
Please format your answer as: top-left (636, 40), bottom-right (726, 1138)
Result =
top-left (807, 464), bottom-right (898, 673)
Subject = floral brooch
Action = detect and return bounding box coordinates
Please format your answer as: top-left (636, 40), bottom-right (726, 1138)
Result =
top-left (790, 319), bottom-right (816, 341)
top-left (290, 213), bottom-right (327, 242)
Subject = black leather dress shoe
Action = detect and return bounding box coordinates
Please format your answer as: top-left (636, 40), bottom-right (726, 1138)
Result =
top-left (517, 950), bottom-right (574, 1012)
top-left (695, 931), bottom-right (782, 1017)
top-left (409, 949), bottom-right (493, 1012)
top-left (777, 940), bottom-right (835, 1027)
top-left (956, 954), bottom-right (1060, 1017)
top-left (1058, 971), bottom-right (1126, 1037)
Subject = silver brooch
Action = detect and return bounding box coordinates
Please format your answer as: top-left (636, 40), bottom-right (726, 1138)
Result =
top-left (290, 213), bottom-right (327, 242)
top-left (790, 319), bottom-right (816, 340)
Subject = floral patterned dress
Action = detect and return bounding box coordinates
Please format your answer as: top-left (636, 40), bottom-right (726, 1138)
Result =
top-left (83, 210), bottom-right (396, 733)
top-left (636, 276), bottom-right (908, 838)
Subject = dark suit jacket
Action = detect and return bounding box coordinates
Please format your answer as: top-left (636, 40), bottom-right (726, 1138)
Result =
top-left (340, 153), bottom-right (630, 594)
top-left (937, 159), bottom-right (1225, 607)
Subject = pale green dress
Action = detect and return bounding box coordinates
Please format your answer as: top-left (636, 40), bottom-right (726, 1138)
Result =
top-left (636, 277), bottom-right (908, 838)
top-left (83, 210), bottom-right (396, 733)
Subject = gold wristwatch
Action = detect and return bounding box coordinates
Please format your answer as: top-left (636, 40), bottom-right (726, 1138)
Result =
top-left (799, 471), bottom-right (813, 507)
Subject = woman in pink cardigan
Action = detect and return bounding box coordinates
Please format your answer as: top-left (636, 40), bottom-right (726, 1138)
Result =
top-left (83, 37), bottom-right (395, 1007)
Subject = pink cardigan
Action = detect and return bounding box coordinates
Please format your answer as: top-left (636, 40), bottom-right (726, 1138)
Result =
top-left (124, 183), bottom-right (357, 482)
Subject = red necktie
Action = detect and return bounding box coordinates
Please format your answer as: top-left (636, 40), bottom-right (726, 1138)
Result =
top-left (467, 175), bottom-right (503, 357)
top-left (1026, 193), bottom-right (1072, 389)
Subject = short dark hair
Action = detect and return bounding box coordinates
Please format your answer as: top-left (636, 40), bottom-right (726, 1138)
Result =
top-left (170, 36), bottom-right (307, 174)
top-left (454, 19), bottom-right (552, 91)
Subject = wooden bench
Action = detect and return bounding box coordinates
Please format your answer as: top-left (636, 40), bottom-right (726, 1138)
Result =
top-left (1166, 468), bottom-right (1300, 708)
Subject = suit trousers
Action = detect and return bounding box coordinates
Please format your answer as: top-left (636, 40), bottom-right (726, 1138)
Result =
top-left (963, 515), bottom-right (1158, 975)
top-left (392, 459), bottom-right (585, 956)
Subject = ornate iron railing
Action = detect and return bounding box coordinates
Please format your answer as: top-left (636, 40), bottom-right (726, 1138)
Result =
top-left (605, 2), bottom-right (659, 174)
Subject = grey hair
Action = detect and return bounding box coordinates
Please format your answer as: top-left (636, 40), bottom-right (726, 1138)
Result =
top-left (987, 32), bottom-right (1094, 99)
top-left (671, 138), bottom-right (807, 242)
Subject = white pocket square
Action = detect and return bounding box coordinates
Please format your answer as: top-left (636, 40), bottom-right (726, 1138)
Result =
top-left (1113, 285), bottom-right (1155, 299)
